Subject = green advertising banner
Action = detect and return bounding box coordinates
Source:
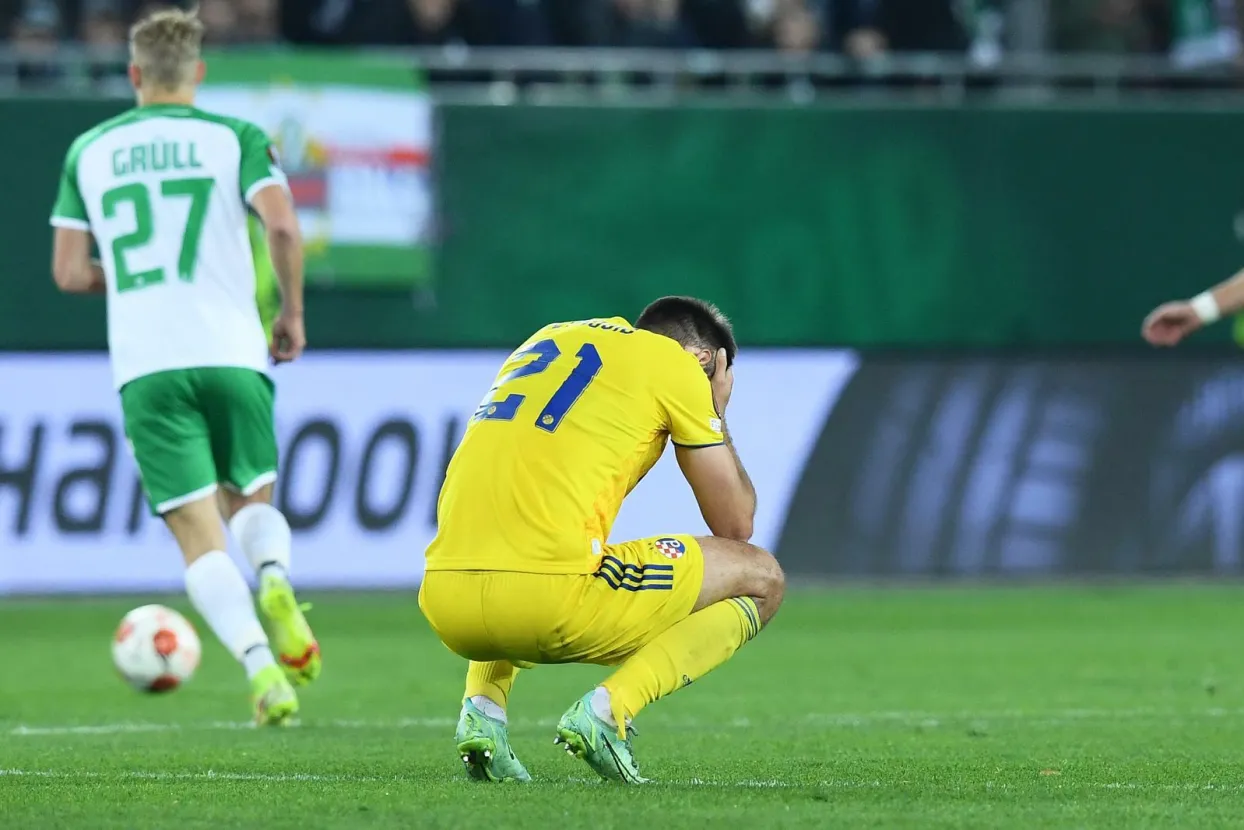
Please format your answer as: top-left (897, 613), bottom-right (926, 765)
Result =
top-left (6, 96), bottom-right (1244, 349)
top-left (197, 51), bottom-right (433, 288)
top-left (430, 105), bottom-right (1244, 349)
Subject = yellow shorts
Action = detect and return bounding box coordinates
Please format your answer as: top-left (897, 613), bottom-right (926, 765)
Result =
top-left (419, 535), bottom-right (704, 667)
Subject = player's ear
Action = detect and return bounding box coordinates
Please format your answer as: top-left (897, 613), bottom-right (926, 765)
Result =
top-left (688, 346), bottom-right (712, 369)
top-left (194, 60), bottom-right (206, 85)
top-left (128, 63), bottom-right (142, 93)
top-left (700, 347), bottom-right (719, 378)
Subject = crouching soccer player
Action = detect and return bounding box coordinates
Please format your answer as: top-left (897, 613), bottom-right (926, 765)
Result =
top-left (420, 297), bottom-right (785, 783)
top-left (48, 8), bottom-right (320, 723)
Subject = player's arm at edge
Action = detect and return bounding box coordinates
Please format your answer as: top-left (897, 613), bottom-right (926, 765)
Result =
top-left (1193, 268), bottom-right (1244, 323)
top-left (250, 184), bottom-right (303, 316)
top-left (51, 228), bottom-right (105, 294)
top-left (1144, 265), bottom-right (1244, 347)
top-left (49, 136), bottom-right (103, 294)
top-left (676, 430), bottom-right (757, 542)
top-left (240, 122), bottom-right (305, 363)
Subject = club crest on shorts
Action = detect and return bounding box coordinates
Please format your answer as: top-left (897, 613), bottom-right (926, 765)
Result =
top-left (653, 537), bottom-right (686, 560)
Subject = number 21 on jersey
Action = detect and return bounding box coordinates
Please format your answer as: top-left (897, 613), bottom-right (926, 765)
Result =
top-left (474, 339), bottom-right (603, 432)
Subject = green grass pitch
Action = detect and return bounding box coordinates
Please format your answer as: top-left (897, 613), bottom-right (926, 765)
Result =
top-left (4, 585), bottom-right (1244, 828)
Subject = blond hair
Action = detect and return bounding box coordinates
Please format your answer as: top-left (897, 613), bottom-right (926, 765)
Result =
top-left (129, 7), bottom-right (204, 91)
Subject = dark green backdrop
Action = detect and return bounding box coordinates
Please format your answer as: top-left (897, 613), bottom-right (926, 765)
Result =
top-left (5, 99), bottom-right (1242, 349)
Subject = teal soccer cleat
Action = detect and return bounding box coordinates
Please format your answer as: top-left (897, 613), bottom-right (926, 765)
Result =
top-left (554, 692), bottom-right (649, 784)
top-left (455, 699), bottom-right (532, 782)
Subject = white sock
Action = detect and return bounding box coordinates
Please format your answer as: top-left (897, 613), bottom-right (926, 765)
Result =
top-left (243, 644), bottom-right (277, 678)
top-left (185, 550), bottom-right (274, 680)
top-left (228, 502), bottom-right (292, 580)
top-left (590, 686), bottom-right (617, 728)
top-left (469, 695), bottom-right (507, 723)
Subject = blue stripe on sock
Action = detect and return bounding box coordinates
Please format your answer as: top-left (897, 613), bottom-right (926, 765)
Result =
top-left (730, 597), bottom-right (760, 639)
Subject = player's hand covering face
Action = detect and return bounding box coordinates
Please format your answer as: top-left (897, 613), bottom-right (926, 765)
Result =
top-left (709, 348), bottom-right (733, 416)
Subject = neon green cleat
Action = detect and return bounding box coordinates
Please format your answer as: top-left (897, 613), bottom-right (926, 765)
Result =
top-left (554, 693), bottom-right (649, 784)
top-left (251, 664), bottom-right (299, 726)
top-left (258, 572), bottom-right (321, 686)
top-left (455, 699), bottom-right (532, 782)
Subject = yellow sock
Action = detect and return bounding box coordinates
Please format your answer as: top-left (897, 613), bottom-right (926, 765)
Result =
top-left (601, 597), bottom-right (760, 735)
top-left (465, 660), bottom-right (519, 709)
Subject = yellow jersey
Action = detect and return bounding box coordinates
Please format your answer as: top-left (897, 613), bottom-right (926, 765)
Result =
top-left (425, 317), bottom-right (725, 574)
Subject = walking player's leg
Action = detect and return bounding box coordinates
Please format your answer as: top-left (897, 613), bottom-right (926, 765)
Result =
top-left (122, 370), bottom-right (296, 726)
top-left (164, 496), bottom-right (297, 725)
top-left (206, 366), bottom-right (321, 686)
top-left (221, 484), bottom-right (321, 685)
top-left (222, 486), bottom-right (291, 583)
top-left (166, 497), bottom-right (272, 676)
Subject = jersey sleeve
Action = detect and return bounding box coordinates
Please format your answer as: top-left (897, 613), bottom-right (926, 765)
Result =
top-left (658, 351), bottom-right (725, 448)
top-left (238, 122), bottom-right (288, 205)
top-left (49, 143), bottom-right (89, 231)
top-left (250, 215), bottom-right (280, 340)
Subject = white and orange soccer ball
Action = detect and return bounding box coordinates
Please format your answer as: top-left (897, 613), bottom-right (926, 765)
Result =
top-left (112, 605), bottom-right (201, 693)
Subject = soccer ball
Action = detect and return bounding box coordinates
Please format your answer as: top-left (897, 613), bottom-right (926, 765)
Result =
top-left (112, 605), bottom-right (201, 693)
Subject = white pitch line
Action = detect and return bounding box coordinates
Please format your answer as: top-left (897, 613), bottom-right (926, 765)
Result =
top-left (801, 706), bottom-right (1244, 728)
top-left (11, 722), bottom-right (240, 737)
top-left (8, 707), bottom-right (1244, 738)
top-left (4, 769), bottom-right (1244, 793)
top-left (0, 769), bottom-right (825, 789)
top-left (8, 716), bottom-right (536, 737)
top-left (588, 777), bottom-right (1244, 793)
top-left (0, 769), bottom-right (392, 784)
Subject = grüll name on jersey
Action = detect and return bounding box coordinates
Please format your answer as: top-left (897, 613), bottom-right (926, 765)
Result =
top-left (112, 142), bottom-right (203, 177)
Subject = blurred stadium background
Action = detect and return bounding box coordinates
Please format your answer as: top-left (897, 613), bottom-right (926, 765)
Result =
top-left (5, 0), bottom-right (1244, 588)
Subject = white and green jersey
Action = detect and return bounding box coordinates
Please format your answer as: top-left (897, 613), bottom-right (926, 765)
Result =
top-left (49, 104), bottom-right (288, 390)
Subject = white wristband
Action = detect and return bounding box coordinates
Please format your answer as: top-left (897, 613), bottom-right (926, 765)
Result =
top-left (1191, 292), bottom-right (1221, 324)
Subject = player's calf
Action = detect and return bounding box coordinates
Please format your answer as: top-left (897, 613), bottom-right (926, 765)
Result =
top-left (223, 486), bottom-right (321, 685)
top-left (221, 485), bottom-right (292, 583)
top-left (163, 494), bottom-right (289, 716)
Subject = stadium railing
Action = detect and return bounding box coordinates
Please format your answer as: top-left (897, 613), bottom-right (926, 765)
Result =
top-left (1, 45), bottom-right (1243, 100)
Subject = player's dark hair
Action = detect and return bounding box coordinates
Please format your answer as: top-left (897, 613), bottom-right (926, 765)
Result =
top-left (635, 296), bottom-right (737, 367)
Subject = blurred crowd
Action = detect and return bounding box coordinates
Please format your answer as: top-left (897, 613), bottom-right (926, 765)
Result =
top-left (0, 0), bottom-right (1237, 58)
top-left (1, 0), bottom-right (276, 48)
top-left (280, 0), bottom-right (978, 54)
